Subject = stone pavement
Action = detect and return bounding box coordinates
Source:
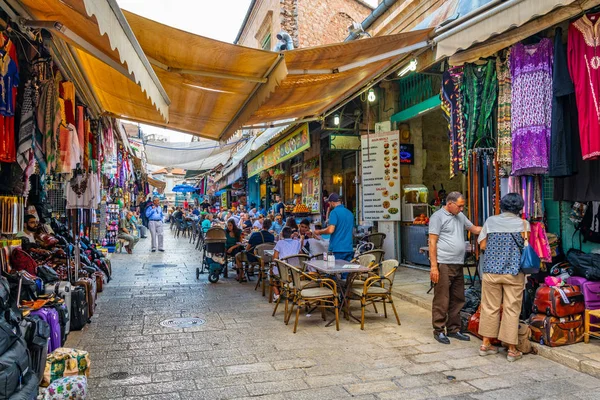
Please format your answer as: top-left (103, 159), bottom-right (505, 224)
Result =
top-left (66, 231), bottom-right (600, 399)
top-left (393, 267), bottom-right (600, 379)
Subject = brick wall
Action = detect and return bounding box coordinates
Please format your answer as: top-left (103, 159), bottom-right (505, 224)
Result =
top-left (297, 0), bottom-right (372, 47)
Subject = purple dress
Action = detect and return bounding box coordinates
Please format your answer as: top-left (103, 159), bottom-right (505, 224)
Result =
top-left (510, 38), bottom-right (553, 175)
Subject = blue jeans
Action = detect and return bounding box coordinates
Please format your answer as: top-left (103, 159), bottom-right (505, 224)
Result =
top-left (333, 252), bottom-right (354, 262)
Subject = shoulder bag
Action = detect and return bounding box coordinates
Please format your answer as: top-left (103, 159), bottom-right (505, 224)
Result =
top-left (511, 220), bottom-right (540, 275)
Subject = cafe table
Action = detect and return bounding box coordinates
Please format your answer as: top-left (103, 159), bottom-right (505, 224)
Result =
top-left (303, 259), bottom-right (370, 327)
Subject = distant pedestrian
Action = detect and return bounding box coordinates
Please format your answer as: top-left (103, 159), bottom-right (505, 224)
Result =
top-left (146, 196), bottom-right (165, 252)
top-left (428, 191), bottom-right (481, 344)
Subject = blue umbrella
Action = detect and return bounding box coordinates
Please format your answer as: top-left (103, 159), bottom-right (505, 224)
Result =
top-left (172, 184), bottom-right (197, 193)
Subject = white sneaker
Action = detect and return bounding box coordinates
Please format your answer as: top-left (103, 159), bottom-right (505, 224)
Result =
top-left (273, 294), bottom-right (280, 302)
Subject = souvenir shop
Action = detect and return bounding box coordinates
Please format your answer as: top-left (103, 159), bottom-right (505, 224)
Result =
top-left (439, 10), bottom-right (600, 347)
top-left (0, 14), bottom-right (149, 398)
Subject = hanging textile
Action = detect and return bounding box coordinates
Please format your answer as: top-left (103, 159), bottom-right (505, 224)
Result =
top-left (496, 51), bottom-right (512, 175)
top-left (568, 14), bottom-right (600, 160)
top-left (58, 123), bottom-right (81, 173)
top-left (468, 148), bottom-right (498, 227)
top-left (511, 38), bottom-right (553, 176)
top-left (530, 222), bottom-right (552, 262)
top-left (550, 27), bottom-right (580, 177)
top-left (59, 81), bottom-right (75, 125)
top-left (463, 60), bottom-right (497, 152)
top-left (84, 119), bottom-right (91, 169)
top-left (553, 157), bottom-right (600, 201)
top-left (507, 175), bottom-right (544, 220)
top-left (441, 66), bottom-right (467, 178)
top-left (66, 172), bottom-right (100, 209)
top-left (0, 196), bottom-right (25, 234)
top-left (17, 82), bottom-right (36, 172)
top-left (0, 34), bottom-right (19, 163)
top-left (37, 79), bottom-right (61, 172)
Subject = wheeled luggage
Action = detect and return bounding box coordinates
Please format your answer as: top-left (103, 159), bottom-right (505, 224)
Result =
top-left (30, 307), bottom-right (61, 353)
top-left (566, 276), bottom-right (600, 309)
top-left (75, 278), bottom-right (95, 318)
top-left (45, 281), bottom-right (72, 332)
top-left (70, 286), bottom-right (88, 331)
top-left (528, 313), bottom-right (584, 347)
top-left (533, 285), bottom-right (585, 317)
top-left (0, 335), bottom-right (30, 398)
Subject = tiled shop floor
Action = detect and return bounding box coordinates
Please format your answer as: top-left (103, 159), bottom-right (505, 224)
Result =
top-left (66, 230), bottom-right (600, 399)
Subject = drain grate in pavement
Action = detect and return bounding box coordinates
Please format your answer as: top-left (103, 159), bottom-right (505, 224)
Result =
top-left (147, 263), bottom-right (177, 268)
top-left (108, 372), bottom-right (130, 380)
top-left (160, 317), bottom-right (205, 328)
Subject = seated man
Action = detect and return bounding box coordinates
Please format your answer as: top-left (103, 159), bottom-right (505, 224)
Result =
top-left (17, 215), bottom-right (39, 245)
top-left (298, 218), bottom-right (314, 255)
top-left (235, 219), bottom-right (275, 282)
top-left (130, 211), bottom-right (147, 239)
top-left (272, 226), bottom-right (302, 300)
top-left (118, 211), bottom-right (139, 254)
top-left (271, 214), bottom-right (284, 236)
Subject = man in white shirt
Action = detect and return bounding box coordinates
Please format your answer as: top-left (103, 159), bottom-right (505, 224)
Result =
top-left (252, 214), bottom-right (264, 230)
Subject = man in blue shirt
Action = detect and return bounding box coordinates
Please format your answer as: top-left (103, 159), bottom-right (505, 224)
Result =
top-left (145, 197), bottom-right (165, 252)
top-left (273, 195), bottom-right (285, 218)
top-left (270, 214), bottom-right (284, 236)
top-left (315, 193), bottom-right (354, 261)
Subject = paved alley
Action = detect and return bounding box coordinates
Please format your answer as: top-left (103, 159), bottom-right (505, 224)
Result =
top-left (67, 231), bottom-right (600, 400)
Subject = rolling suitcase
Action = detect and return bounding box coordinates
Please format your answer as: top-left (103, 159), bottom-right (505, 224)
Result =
top-left (44, 281), bottom-right (72, 332)
top-left (70, 286), bottom-right (88, 331)
top-left (50, 303), bottom-right (69, 346)
top-left (529, 313), bottom-right (584, 347)
top-left (75, 278), bottom-right (95, 317)
top-left (533, 285), bottom-right (585, 317)
top-left (93, 271), bottom-right (105, 293)
top-left (30, 308), bottom-right (61, 353)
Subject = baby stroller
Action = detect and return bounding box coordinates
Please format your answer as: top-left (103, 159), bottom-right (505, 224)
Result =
top-left (197, 227), bottom-right (227, 283)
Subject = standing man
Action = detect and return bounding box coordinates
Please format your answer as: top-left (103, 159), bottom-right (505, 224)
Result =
top-left (273, 195), bottom-right (285, 219)
top-left (146, 196), bottom-right (165, 252)
top-left (429, 191), bottom-right (481, 344)
top-left (314, 193), bottom-right (354, 261)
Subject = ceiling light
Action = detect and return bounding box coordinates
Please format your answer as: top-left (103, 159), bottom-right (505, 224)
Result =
top-left (334, 114), bottom-right (340, 126)
top-left (398, 59), bottom-right (418, 77)
top-left (367, 88), bottom-right (376, 102)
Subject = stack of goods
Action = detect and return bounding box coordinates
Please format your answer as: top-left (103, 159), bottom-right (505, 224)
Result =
top-left (103, 203), bottom-right (120, 250)
top-left (292, 204), bottom-right (310, 215)
top-left (528, 284), bottom-right (585, 346)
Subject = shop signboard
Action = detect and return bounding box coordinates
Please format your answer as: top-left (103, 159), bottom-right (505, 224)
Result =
top-left (221, 191), bottom-right (228, 210)
top-left (361, 131), bottom-right (401, 221)
top-left (247, 124), bottom-right (310, 178)
top-left (329, 134), bottom-right (361, 151)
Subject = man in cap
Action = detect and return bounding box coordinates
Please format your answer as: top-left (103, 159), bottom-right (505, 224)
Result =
top-left (145, 196), bottom-right (165, 252)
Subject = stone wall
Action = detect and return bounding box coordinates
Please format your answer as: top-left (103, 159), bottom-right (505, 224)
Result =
top-left (236, 0), bottom-right (282, 49)
top-left (297, 0), bottom-right (372, 47)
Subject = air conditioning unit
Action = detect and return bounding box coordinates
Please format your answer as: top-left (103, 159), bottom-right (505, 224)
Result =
top-left (375, 121), bottom-right (391, 133)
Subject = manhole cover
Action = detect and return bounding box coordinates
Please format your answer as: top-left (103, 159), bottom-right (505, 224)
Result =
top-left (149, 264), bottom-right (177, 268)
top-left (160, 317), bottom-right (205, 328)
top-left (108, 372), bottom-right (130, 380)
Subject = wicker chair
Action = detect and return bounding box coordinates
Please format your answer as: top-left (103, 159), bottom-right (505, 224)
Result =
top-left (281, 254), bottom-right (311, 271)
top-left (362, 233), bottom-right (386, 249)
top-left (254, 243), bottom-right (276, 297)
top-left (359, 249), bottom-right (385, 265)
top-left (272, 260), bottom-right (294, 322)
top-left (346, 259), bottom-right (401, 330)
top-left (288, 264), bottom-right (339, 333)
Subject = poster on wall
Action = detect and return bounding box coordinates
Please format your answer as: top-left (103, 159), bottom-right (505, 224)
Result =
top-left (302, 157), bottom-right (320, 214)
top-left (221, 191), bottom-right (228, 211)
top-left (361, 131), bottom-right (401, 221)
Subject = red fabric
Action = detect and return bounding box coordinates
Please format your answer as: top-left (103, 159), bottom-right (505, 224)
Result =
top-left (0, 115), bottom-right (15, 162)
top-left (10, 248), bottom-right (38, 276)
top-left (568, 14), bottom-right (600, 160)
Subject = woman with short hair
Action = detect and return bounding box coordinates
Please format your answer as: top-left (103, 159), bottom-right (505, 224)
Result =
top-left (478, 193), bottom-right (530, 362)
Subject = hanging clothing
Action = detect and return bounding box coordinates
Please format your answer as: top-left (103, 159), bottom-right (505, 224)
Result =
top-left (530, 222), bottom-right (552, 263)
top-left (463, 60), bottom-right (497, 152)
top-left (441, 66), bottom-right (467, 178)
top-left (66, 172), bottom-right (100, 209)
top-left (59, 81), bottom-right (75, 125)
top-left (37, 80), bottom-right (61, 172)
top-left (0, 35), bottom-right (18, 163)
top-left (496, 51), bottom-right (512, 175)
top-left (510, 38), bottom-right (553, 175)
top-left (17, 82), bottom-right (35, 171)
top-left (550, 27), bottom-right (580, 177)
top-left (553, 157), bottom-right (600, 201)
top-left (58, 123), bottom-right (81, 173)
top-left (568, 14), bottom-right (600, 160)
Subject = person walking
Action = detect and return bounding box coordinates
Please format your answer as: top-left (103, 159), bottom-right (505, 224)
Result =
top-left (118, 211), bottom-right (139, 254)
top-left (429, 191), bottom-right (481, 344)
top-left (478, 193), bottom-right (529, 362)
top-left (146, 196), bottom-right (165, 252)
top-left (314, 193), bottom-right (354, 261)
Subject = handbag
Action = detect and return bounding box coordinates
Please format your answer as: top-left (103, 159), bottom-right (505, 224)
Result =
top-left (511, 220), bottom-right (540, 275)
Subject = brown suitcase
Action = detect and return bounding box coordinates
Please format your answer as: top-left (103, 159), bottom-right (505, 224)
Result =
top-left (528, 313), bottom-right (584, 347)
top-left (74, 278), bottom-right (96, 317)
top-left (93, 272), bottom-right (104, 293)
top-left (533, 285), bottom-right (585, 317)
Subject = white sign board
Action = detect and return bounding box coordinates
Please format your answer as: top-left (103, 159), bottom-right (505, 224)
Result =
top-left (361, 131), bottom-right (401, 221)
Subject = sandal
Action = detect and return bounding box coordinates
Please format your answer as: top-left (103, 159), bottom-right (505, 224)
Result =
top-left (479, 344), bottom-right (499, 356)
top-left (507, 350), bottom-right (522, 362)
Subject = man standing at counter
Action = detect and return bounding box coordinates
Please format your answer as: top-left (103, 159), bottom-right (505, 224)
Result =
top-left (314, 193), bottom-right (354, 261)
top-left (429, 191), bottom-right (481, 344)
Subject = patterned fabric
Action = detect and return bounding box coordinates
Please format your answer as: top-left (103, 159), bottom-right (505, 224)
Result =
top-left (510, 38), bottom-right (553, 175)
top-left (441, 66), bottom-right (467, 178)
top-left (42, 347), bottom-right (90, 387)
top-left (463, 60), bottom-right (498, 152)
top-left (530, 222), bottom-right (552, 262)
top-left (37, 80), bottom-right (61, 173)
top-left (43, 376), bottom-right (87, 400)
top-left (17, 82), bottom-right (35, 170)
top-left (482, 232), bottom-right (523, 275)
top-left (496, 51), bottom-right (512, 175)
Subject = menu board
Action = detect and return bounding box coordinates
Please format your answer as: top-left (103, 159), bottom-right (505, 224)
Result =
top-left (361, 131), bottom-right (401, 221)
top-left (302, 157), bottom-right (320, 214)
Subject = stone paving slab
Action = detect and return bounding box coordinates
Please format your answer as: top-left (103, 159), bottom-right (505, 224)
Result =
top-left (66, 232), bottom-right (600, 399)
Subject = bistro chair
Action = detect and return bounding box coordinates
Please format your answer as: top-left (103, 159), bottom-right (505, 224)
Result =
top-left (189, 220), bottom-right (199, 244)
top-left (196, 227), bottom-right (205, 250)
top-left (346, 259), bottom-right (401, 330)
top-left (362, 233), bottom-right (386, 249)
top-left (254, 243), bottom-right (276, 297)
top-left (359, 249), bottom-right (385, 265)
top-left (288, 264), bottom-right (339, 333)
top-left (281, 254), bottom-right (311, 272)
top-left (272, 260), bottom-right (294, 322)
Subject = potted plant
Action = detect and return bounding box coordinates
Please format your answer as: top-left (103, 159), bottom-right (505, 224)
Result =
top-left (273, 168), bottom-right (286, 181)
top-left (259, 170), bottom-right (270, 180)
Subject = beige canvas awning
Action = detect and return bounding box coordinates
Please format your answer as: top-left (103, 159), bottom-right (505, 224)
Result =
top-left (16, 0), bottom-right (170, 122)
top-left (122, 11), bottom-right (432, 141)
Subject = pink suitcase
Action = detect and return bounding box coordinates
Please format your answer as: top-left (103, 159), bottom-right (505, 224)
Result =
top-left (567, 276), bottom-right (600, 331)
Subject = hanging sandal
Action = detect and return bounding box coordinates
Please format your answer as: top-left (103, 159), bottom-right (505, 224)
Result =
top-left (507, 350), bottom-right (522, 362)
top-left (479, 344), bottom-right (499, 356)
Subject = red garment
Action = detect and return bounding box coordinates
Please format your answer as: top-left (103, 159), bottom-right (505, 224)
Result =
top-left (0, 115), bottom-right (15, 162)
top-left (568, 14), bottom-right (600, 160)
top-left (76, 106), bottom-right (85, 159)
